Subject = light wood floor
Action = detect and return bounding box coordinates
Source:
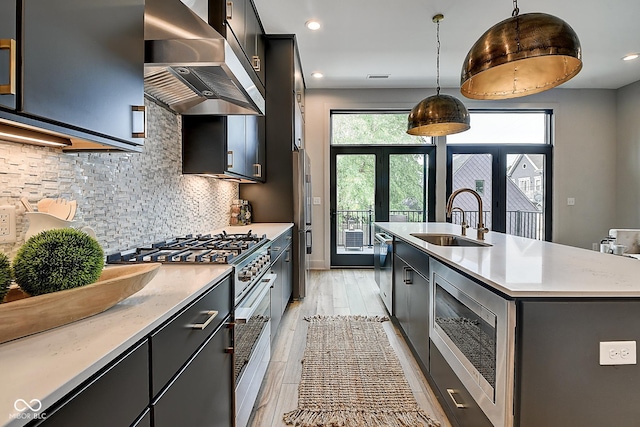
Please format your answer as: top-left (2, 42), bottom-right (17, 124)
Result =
top-left (247, 269), bottom-right (453, 427)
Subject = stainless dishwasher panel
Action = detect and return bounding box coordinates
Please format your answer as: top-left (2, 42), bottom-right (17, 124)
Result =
top-left (374, 230), bottom-right (393, 314)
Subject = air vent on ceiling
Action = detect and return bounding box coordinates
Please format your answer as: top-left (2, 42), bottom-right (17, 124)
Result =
top-left (367, 74), bottom-right (390, 79)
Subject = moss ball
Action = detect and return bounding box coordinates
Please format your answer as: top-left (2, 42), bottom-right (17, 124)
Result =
top-left (0, 252), bottom-right (11, 302)
top-left (13, 228), bottom-right (104, 296)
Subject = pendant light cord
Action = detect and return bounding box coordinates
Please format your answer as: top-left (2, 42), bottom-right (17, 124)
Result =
top-left (512, 0), bottom-right (519, 16)
top-left (436, 18), bottom-right (441, 95)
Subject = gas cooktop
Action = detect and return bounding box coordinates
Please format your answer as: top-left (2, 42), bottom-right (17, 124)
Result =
top-left (106, 231), bottom-right (268, 264)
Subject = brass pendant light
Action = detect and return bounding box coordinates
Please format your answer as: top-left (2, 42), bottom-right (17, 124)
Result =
top-left (460, 0), bottom-right (582, 100)
top-left (407, 14), bottom-right (470, 137)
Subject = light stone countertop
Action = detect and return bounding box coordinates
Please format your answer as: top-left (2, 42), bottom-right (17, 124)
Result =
top-left (0, 222), bottom-right (292, 427)
top-left (376, 222), bottom-right (640, 298)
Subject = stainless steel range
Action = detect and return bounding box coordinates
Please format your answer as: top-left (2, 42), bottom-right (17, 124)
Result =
top-left (106, 231), bottom-right (272, 304)
top-left (107, 230), bottom-right (275, 427)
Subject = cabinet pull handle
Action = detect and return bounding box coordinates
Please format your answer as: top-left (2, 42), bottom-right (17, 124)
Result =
top-left (403, 266), bottom-right (413, 284)
top-left (285, 249), bottom-right (291, 262)
top-left (273, 246), bottom-right (281, 251)
top-left (189, 310), bottom-right (218, 330)
top-left (131, 105), bottom-right (146, 138)
top-left (446, 389), bottom-right (466, 409)
top-left (225, 347), bottom-right (234, 354)
top-left (0, 39), bottom-right (16, 95)
top-left (226, 1), bottom-right (233, 19)
top-left (227, 151), bottom-right (234, 168)
top-left (252, 55), bottom-right (261, 72)
top-left (253, 163), bottom-right (262, 177)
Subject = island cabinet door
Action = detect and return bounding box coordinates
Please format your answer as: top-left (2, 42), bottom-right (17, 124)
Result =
top-left (515, 299), bottom-right (640, 427)
top-left (393, 255), bottom-right (411, 334)
top-left (152, 323), bottom-right (233, 427)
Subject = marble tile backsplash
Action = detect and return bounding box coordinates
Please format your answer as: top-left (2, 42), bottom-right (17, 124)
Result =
top-left (0, 99), bottom-right (238, 258)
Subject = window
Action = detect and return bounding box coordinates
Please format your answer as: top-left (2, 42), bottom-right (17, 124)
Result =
top-left (446, 111), bottom-right (548, 145)
top-left (331, 112), bottom-right (432, 145)
top-left (447, 110), bottom-right (552, 241)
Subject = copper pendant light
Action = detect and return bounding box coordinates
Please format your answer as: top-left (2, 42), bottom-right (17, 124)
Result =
top-left (407, 14), bottom-right (470, 137)
top-left (460, 0), bottom-right (582, 100)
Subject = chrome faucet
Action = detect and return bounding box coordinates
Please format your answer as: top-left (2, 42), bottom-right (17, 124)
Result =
top-left (446, 188), bottom-right (489, 240)
top-left (450, 207), bottom-right (469, 236)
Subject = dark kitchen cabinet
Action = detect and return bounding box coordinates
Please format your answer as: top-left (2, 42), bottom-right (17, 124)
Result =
top-left (0, 0), bottom-right (17, 110)
top-left (240, 35), bottom-right (305, 216)
top-left (210, 0), bottom-right (265, 87)
top-left (183, 115), bottom-right (265, 182)
top-left (269, 227), bottom-right (293, 341)
top-left (151, 274), bottom-right (234, 427)
top-left (429, 341), bottom-right (493, 427)
top-left (0, 0), bottom-right (145, 151)
top-left (32, 340), bottom-right (149, 427)
top-left (152, 324), bottom-right (233, 427)
top-left (244, 1), bottom-right (265, 85)
top-left (393, 240), bottom-right (430, 369)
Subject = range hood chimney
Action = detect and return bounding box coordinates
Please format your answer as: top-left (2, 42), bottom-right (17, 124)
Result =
top-left (144, 0), bottom-right (265, 115)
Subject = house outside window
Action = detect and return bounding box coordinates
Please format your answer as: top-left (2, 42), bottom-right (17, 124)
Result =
top-left (518, 177), bottom-right (531, 196)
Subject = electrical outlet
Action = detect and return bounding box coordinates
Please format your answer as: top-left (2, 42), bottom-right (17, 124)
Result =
top-left (0, 205), bottom-right (16, 243)
top-left (599, 341), bottom-right (637, 365)
top-left (313, 197), bottom-right (321, 205)
top-left (567, 197), bottom-right (575, 206)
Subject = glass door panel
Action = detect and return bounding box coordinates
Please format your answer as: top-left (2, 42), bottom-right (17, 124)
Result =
top-left (335, 154), bottom-right (375, 261)
top-left (389, 154), bottom-right (426, 222)
top-left (451, 153), bottom-right (493, 230)
top-left (506, 154), bottom-right (546, 239)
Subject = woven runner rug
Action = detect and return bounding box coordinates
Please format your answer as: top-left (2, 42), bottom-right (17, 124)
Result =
top-left (283, 315), bottom-right (440, 427)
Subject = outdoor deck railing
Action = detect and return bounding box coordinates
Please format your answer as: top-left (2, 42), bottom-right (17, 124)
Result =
top-left (450, 210), bottom-right (543, 240)
top-left (336, 208), bottom-right (543, 248)
top-left (336, 209), bottom-right (424, 247)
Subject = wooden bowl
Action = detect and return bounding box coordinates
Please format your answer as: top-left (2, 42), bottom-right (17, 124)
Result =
top-left (0, 263), bottom-right (161, 345)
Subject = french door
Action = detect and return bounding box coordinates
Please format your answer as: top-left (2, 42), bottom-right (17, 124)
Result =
top-left (446, 145), bottom-right (552, 241)
top-left (330, 146), bottom-right (436, 267)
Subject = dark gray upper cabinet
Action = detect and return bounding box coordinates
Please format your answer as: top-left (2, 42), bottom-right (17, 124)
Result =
top-left (182, 114), bottom-right (265, 182)
top-left (0, 0), bottom-right (145, 150)
top-left (244, 1), bottom-right (265, 85)
top-left (0, 0), bottom-right (16, 110)
top-left (210, 0), bottom-right (265, 88)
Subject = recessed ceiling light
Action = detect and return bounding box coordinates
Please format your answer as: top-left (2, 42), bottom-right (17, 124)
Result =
top-left (305, 20), bottom-right (321, 31)
top-left (623, 53), bottom-right (639, 61)
top-left (311, 72), bottom-right (324, 79)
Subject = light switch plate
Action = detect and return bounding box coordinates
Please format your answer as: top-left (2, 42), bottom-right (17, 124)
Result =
top-left (599, 341), bottom-right (636, 365)
top-left (313, 197), bottom-right (321, 205)
top-left (0, 205), bottom-right (16, 243)
top-left (567, 197), bottom-right (575, 206)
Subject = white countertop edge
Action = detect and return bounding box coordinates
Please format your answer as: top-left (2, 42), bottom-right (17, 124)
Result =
top-left (375, 222), bottom-right (640, 298)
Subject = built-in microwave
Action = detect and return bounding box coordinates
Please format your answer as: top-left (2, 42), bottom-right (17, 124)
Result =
top-left (430, 259), bottom-right (516, 427)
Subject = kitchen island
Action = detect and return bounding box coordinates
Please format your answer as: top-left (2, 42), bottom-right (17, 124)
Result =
top-left (0, 223), bottom-right (292, 427)
top-left (375, 222), bottom-right (640, 427)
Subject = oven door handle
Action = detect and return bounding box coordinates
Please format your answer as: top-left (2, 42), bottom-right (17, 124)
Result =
top-left (235, 273), bottom-right (276, 323)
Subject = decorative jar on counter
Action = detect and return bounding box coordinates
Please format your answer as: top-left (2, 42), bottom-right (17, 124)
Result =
top-left (230, 199), bottom-right (252, 226)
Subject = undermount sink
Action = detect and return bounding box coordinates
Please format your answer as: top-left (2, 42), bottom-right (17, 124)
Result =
top-left (410, 233), bottom-right (492, 247)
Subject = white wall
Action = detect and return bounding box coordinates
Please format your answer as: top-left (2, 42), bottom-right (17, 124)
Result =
top-left (616, 80), bottom-right (640, 227)
top-left (305, 87), bottom-right (619, 269)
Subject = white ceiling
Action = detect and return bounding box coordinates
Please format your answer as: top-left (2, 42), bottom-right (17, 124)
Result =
top-left (253, 0), bottom-right (640, 91)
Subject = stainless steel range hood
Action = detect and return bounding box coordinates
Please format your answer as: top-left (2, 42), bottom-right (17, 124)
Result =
top-left (144, 0), bottom-right (265, 115)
